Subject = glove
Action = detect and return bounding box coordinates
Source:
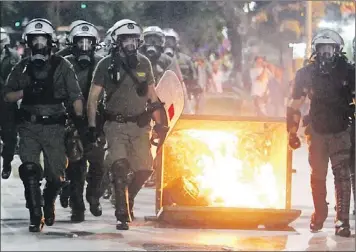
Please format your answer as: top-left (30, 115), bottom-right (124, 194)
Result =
top-left (87, 126), bottom-right (98, 144)
top-left (150, 124), bottom-right (169, 149)
top-left (289, 133), bottom-right (301, 150)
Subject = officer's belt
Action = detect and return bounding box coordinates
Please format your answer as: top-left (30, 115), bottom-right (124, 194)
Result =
top-left (21, 110), bottom-right (66, 125)
top-left (104, 111), bottom-right (141, 123)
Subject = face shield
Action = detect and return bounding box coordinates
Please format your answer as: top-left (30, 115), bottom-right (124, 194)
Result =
top-left (165, 36), bottom-right (176, 48)
top-left (144, 34), bottom-right (163, 60)
top-left (31, 35), bottom-right (48, 50)
top-left (164, 36), bottom-right (177, 57)
top-left (316, 44), bottom-right (336, 61)
top-left (76, 37), bottom-right (94, 52)
top-left (28, 35), bottom-right (50, 67)
top-left (315, 43), bottom-right (339, 74)
top-left (73, 37), bottom-right (94, 67)
top-left (119, 34), bottom-right (140, 55)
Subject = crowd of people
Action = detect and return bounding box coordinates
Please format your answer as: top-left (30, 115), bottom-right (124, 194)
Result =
top-left (0, 17), bottom-right (354, 238)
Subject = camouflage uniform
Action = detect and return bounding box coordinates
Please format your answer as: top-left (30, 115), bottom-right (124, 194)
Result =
top-left (61, 54), bottom-right (104, 220)
top-left (292, 58), bottom-right (355, 231)
top-left (4, 55), bottom-right (83, 230)
top-left (92, 52), bottom-right (155, 225)
top-left (0, 47), bottom-right (20, 178)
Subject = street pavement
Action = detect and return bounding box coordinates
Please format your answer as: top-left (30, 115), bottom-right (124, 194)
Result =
top-left (1, 144), bottom-right (355, 251)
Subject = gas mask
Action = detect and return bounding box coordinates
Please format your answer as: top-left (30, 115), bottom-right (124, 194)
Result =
top-left (315, 44), bottom-right (338, 74)
top-left (73, 37), bottom-right (94, 68)
top-left (143, 34), bottom-right (163, 62)
top-left (29, 35), bottom-right (50, 68)
top-left (117, 35), bottom-right (140, 68)
top-left (164, 36), bottom-right (177, 58)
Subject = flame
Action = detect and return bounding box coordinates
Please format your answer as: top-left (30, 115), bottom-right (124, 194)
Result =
top-left (164, 128), bottom-right (286, 209)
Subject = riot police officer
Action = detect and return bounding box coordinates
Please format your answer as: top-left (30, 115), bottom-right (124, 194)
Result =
top-left (59, 22), bottom-right (105, 222)
top-left (3, 18), bottom-right (84, 232)
top-left (139, 26), bottom-right (185, 188)
top-left (56, 20), bottom-right (90, 57)
top-left (0, 27), bottom-right (20, 179)
top-left (287, 29), bottom-right (355, 237)
top-left (163, 28), bottom-right (199, 113)
top-left (87, 19), bottom-right (168, 230)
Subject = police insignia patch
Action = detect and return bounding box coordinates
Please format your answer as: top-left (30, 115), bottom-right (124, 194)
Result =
top-left (35, 23), bottom-right (43, 29)
top-left (127, 23), bottom-right (135, 29)
top-left (82, 25), bottom-right (89, 31)
top-left (137, 72), bottom-right (146, 77)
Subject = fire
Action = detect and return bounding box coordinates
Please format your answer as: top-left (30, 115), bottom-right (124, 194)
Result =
top-left (164, 128), bottom-right (286, 209)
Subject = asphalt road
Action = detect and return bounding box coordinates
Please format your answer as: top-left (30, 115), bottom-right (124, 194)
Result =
top-left (1, 145), bottom-right (355, 251)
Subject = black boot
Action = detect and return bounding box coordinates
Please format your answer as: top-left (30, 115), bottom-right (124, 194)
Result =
top-left (128, 170), bottom-right (153, 222)
top-left (1, 159), bottom-right (12, 179)
top-left (70, 161), bottom-right (86, 222)
top-left (60, 168), bottom-right (72, 208)
top-left (43, 180), bottom-right (62, 226)
top-left (334, 174), bottom-right (351, 237)
top-left (310, 177), bottom-right (328, 232)
top-left (112, 159), bottom-right (132, 230)
top-left (18, 162), bottom-right (44, 232)
top-left (86, 160), bottom-right (104, 217)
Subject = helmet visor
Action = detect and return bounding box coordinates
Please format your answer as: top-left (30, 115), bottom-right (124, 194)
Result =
top-left (316, 44), bottom-right (335, 59)
top-left (165, 36), bottom-right (176, 48)
top-left (120, 34), bottom-right (140, 52)
top-left (76, 37), bottom-right (93, 51)
top-left (31, 35), bottom-right (48, 49)
top-left (144, 34), bottom-right (163, 46)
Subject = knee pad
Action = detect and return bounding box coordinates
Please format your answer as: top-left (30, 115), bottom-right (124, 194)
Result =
top-left (112, 159), bottom-right (131, 183)
top-left (18, 162), bottom-right (43, 182)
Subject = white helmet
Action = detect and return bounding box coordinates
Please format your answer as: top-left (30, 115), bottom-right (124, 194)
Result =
top-left (311, 29), bottom-right (344, 54)
top-left (23, 18), bottom-right (56, 67)
top-left (163, 28), bottom-right (179, 44)
top-left (67, 20), bottom-right (92, 44)
top-left (69, 20), bottom-right (89, 32)
top-left (69, 22), bottom-right (99, 45)
top-left (0, 27), bottom-right (10, 51)
top-left (23, 18), bottom-right (56, 43)
top-left (143, 26), bottom-right (165, 47)
top-left (110, 19), bottom-right (143, 44)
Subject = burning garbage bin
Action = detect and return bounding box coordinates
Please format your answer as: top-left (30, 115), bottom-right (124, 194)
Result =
top-left (154, 114), bottom-right (301, 229)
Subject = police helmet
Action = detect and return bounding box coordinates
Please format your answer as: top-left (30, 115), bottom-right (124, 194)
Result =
top-left (163, 28), bottom-right (179, 47)
top-left (311, 29), bottom-right (344, 55)
top-left (69, 22), bottom-right (99, 45)
top-left (0, 27), bottom-right (10, 50)
top-left (110, 19), bottom-right (143, 45)
top-left (23, 18), bottom-right (56, 46)
top-left (143, 26), bottom-right (165, 48)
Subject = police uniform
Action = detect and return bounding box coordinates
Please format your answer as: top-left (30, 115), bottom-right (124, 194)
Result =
top-left (92, 52), bottom-right (155, 225)
top-left (175, 52), bottom-right (198, 92)
top-left (4, 55), bottom-right (83, 230)
top-left (0, 47), bottom-right (20, 179)
top-left (63, 54), bottom-right (105, 220)
top-left (55, 46), bottom-right (72, 57)
top-left (292, 57), bottom-right (355, 232)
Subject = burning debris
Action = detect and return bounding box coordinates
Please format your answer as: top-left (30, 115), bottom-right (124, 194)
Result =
top-left (162, 122), bottom-right (288, 209)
